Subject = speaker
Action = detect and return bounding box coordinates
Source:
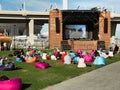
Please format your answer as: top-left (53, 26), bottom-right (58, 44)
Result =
top-left (97, 41), bottom-right (105, 50)
top-left (55, 18), bottom-right (60, 33)
top-left (104, 18), bottom-right (108, 33)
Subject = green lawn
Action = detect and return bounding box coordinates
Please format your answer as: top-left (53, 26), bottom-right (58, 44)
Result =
top-left (0, 50), bottom-right (120, 90)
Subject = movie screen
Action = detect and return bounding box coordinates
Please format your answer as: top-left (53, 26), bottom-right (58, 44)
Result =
top-left (64, 25), bottom-right (87, 40)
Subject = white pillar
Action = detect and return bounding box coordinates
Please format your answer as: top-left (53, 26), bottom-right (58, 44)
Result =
top-left (63, 0), bottom-right (68, 10)
top-left (28, 19), bottom-right (34, 45)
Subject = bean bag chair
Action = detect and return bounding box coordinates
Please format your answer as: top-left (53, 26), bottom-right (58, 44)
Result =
top-left (0, 62), bottom-right (15, 71)
top-left (64, 55), bottom-right (71, 64)
top-left (0, 78), bottom-right (22, 90)
top-left (76, 49), bottom-right (82, 55)
top-left (69, 52), bottom-right (76, 59)
top-left (73, 56), bottom-right (80, 63)
top-left (26, 56), bottom-right (37, 63)
top-left (48, 52), bottom-right (53, 56)
top-left (93, 56), bottom-right (106, 66)
top-left (89, 50), bottom-right (95, 57)
top-left (46, 55), bottom-right (51, 60)
top-left (97, 50), bottom-right (102, 56)
top-left (77, 58), bottom-right (86, 68)
top-left (54, 51), bottom-right (59, 57)
top-left (61, 53), bottom-right (67, 63)
top-left (29, 50), bottom-right (34, 55)
top-left (16, 57), bottom-right (22, 62)
top-left (83, 54), bottom-right (93, 62)
top-left (35, 62), bottom-right (50, 69)
top-left (108, 51), bottom-right (114, 57)
top-left (57, 52), bottom-right (66, 64)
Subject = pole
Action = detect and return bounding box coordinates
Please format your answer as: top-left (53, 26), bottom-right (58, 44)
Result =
top-left (63, 0), bottom-right (68, 10)
top-left (14, 25), bottom-right (16, 50)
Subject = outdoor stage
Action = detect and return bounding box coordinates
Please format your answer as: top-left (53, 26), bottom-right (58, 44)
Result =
top-left (49, 9), bottom-right (111, 50)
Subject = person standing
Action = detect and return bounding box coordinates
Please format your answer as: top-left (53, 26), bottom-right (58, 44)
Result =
top-left (113, 44), bottom-right (119, 55)
top-left (3, 42), bottom-right (7, 51)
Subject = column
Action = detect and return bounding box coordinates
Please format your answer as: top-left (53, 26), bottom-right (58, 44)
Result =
top-left (27, 19), bottom-right (34, 45)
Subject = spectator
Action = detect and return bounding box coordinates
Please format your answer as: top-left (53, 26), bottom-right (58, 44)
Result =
top-left (113, 45), bottom-right (119, 55)
top-left (3, 42), bottom-right (7, 50)
top-left (64, 52), bottom-right (72, 64)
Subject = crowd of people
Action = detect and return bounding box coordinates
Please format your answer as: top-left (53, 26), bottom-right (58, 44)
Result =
top-left (0, 44), bottom-right (119, 69)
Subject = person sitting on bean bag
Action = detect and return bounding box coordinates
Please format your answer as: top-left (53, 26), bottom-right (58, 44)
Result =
top-left (73, 54), bottom-right (80, 63)
top-left (42, 52), bottom-right (47, 60)
top-left (108, 48), bottom-right (114, 58)
top-left (51, 54), bottom-right (57, 60)
top-left (16, 54), bottom-right (25, 62)
top-left (25, 54), bottom-right (37, 63)
top-left (0, 57), bottom-right (4, 67)
top-left (0, 61), bottom-right (15, 71)
top-left (77, 57), bottom-right (86, 68)
top-left (69, 51), bottom-right (76, 61)
top-left (64, 52), bottom-right (72, 64)
top-left (56, 52), bottom-right (62, 60)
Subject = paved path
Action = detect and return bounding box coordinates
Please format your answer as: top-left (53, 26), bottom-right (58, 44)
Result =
top-left (42, 61), bottom-right (120, 90)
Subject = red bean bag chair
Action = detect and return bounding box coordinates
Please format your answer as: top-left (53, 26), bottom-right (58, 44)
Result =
top-left (26, 56), bottom-right (37, 63)
top-left (61, 53), bottom-right (67, 63)
top-left (54, 51), bottom-right (59, 57)
top-left (0, 78), bottom-right (22, 90)
top-left (35, 62), bottom-right (50, 69)
top-left (57, 53), bottom-right (66, 64)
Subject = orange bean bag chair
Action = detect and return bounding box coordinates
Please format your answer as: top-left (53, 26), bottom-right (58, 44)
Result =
top-left (25, 56), bottom-right (37, 63)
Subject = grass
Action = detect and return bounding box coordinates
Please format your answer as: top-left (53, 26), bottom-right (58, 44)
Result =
top-left (0, 50), bottom-right (120, 90)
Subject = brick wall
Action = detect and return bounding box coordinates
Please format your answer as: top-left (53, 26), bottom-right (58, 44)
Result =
top-left (99, 11), bottom-right (111, 49)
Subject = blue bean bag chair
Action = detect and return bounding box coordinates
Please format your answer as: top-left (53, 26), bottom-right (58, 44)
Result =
top-left (93, 56), bottom-right (106, 66)
top-left (0, 62), bottom-right (15, 71)
top-left (73, 56), bottom-right (80, 63)
top-left (16, 57), bottom-right (22, 62)
top-left (69, 52), bottom-right (76, 58)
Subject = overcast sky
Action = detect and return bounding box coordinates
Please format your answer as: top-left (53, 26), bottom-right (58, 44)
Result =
top-left (0, 0), bottom-right (120, 38)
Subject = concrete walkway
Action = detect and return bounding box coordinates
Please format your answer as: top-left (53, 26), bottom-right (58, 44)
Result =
top-left (42, 61), bottom-right (120, 90)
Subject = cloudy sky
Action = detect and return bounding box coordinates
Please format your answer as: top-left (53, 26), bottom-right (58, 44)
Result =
top-left (0, 0), bottom-right (120, 38)
top-left (0, 0), bottom-right (120, 13)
